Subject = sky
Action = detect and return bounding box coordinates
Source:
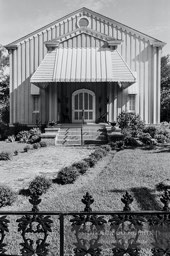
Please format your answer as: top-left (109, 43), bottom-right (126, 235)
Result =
top-left (0, 0), bottom-right (170, 56)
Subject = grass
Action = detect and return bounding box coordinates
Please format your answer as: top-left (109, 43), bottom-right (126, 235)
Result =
top-left (0, 141), bottom-right (27, 153)
top-left (1, 144), bottom-right (170, 254)
top-left (0, 142), bottom-right (94, 191)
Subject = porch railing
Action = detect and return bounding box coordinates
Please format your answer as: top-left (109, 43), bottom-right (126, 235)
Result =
top-left (0, 190), bottom-right (170, 255)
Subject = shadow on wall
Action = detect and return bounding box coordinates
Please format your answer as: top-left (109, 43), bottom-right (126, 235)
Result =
top-left (11, 75), bottom-right (48, 125)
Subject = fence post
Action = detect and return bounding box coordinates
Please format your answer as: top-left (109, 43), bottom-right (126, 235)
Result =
top-left (60, 213), bottom-right (64, 256)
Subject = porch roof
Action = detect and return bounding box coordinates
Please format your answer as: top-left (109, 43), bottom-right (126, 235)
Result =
top-left (30, 47), bottom-right (136, 88)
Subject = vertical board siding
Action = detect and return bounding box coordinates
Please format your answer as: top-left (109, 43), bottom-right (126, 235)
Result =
top-left (10, 11), bottom-right (160, 124)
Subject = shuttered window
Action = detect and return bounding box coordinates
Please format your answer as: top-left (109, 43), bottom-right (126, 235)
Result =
top-left (33, 96), bottom-right (39, 112)
top-left (128, 94), bottom-right (136, 112)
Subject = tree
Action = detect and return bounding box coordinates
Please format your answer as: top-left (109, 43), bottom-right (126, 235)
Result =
top-left (0, 45), bottom-right (9, 124)
top-left (161, 55), bottom-right (170, 122)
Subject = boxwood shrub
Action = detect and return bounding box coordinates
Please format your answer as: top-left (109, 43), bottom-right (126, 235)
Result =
top-left (0, 151), bottom-right (12, 161)
top-left (39, 141), bottom-right (47, 147)
top-left (57, 166), bottom-right (79, 185)
top-left (0, 185), bottom-right (16, 207)
top-left (84, 156), bottom-right (97, 168)
top-left (72, 161), bottom-right (89, 174)
top-left (33, 143), bottom-right (41, 149)
top-left (29, 176), bottom-right (52, 195)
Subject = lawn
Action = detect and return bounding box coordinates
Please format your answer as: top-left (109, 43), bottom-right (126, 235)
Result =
top-left (0, 141), bottom-right (94, 191)
top-left (1, 143), bottom-right (170, 255)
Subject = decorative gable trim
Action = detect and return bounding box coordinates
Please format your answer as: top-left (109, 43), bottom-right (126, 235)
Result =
top-left (45, 27), bottom-right (117, 44)
top-left (5, 7), bottom-right (165, 48)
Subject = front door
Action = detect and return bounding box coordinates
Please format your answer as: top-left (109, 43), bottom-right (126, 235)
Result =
top-left (72, 89), bottom-right (96, 123)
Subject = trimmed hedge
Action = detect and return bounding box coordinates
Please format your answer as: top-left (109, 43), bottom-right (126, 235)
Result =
top-left (72, 161), bottom-right (89, 174)
top-left (29, 176), bottom-right (52, 195)
top-left (0, 185), bottom-right (16, 207)
top-left (57, 166), bottom-right (79, 184)
top-left (33, 143), bottom-right (41, 149)
top-left (0, 151), bottom-right (12, 161)
top-left (40, 141), bottom-right (47, 147)
top-left (84, 156), bottom-right (97, 168)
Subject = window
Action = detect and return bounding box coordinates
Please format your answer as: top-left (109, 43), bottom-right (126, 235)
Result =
top-left (128, 94), bottom-right (136, 112)
top-left (33, 96), bottom-right (39, 112)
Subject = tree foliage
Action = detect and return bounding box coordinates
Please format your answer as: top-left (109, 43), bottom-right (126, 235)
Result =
top-left (0, 45), bottom-right (9, 124)
top-left (161, 55), bottom-right (170, 122)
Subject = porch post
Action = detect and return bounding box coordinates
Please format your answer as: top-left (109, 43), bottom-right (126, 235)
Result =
top-left (49, 85), bottom-right (52, 121)
top-left (54, 83), bottom-right (58, 122)
top-left (107, 82), bottom-right (112, 122)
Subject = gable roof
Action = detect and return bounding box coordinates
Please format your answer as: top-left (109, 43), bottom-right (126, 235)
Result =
top-left (6, 7), bottom-right (165, 48)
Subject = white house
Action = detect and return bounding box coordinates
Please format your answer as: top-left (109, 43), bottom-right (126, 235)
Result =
top-left (6, 7), bottom-right (166, 126)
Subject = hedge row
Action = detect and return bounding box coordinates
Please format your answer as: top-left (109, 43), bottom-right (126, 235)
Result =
top-left (56, 145), bottom-right (111, 185)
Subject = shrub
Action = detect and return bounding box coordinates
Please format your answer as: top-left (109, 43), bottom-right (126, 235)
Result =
top-left (57, 166), bottom-right (79, 184)
top-left (138, 132), bottom-right (153, 145)
top-left (124, 136), bottom-right (139, 147)
top-left (90, 150), bottom-right (104, 160)
top-left (28, 128), bottom-right (41, 144)
top-left (33, 143), bottom-right (41, 149)
top-left (109, 142), bottom-right (117, 150)
top-left (6, 135), bottom-right (15, 142)
top-left (23, 145), bottom-right (32, 152)
top-left (29, 176), bottom-right (52, 195)
top-left (143, 125), bottom-right (157, 138)
top-left (0, 185), bottom-right (16, 207)
top-left (117, 112), bottom-right (144, 137)
top-left (156, 127), bottom-right (169, 137)
top-left (154, 134), bottom-right (167, 143)
top-left (0, 151), bottom-right (12, 160)
top-left (16, 130), bottom-right (30, 143)
top-left (115, 140), bottom-right (124, 150)
top-left (97, 148), bottom-right (107, 156)
top-left (109, 141), bottom-right (124, 150)
top-left (14, 150), bottom-right (18, 156)
top-left (84, 156), bottom-right (97, 168)
top-left (100, 145), bottom-right (111, 152)
top-left (72, 161), bottom-right (89, 174)
top-left (39, 141), bottom-right (47, 147)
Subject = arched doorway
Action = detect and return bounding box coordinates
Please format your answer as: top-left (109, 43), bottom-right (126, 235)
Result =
top-left (72, 89), bottom-right (96, 123)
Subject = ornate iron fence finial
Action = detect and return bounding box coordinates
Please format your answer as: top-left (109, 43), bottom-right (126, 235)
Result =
top-left (160, 189), bottom-right (170, 211)
top-left (121, 191), bottom-right (133, 211)
top-left (29, 193), bottom-right (42, 212)
top-left (82, 192), bottom-right (94, 212)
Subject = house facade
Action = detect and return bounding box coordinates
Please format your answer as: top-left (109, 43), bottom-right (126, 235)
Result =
top-left (6, 7), bottom-right (165, 126)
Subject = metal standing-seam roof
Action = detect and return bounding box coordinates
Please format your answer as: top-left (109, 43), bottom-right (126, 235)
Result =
top-left (31, 47), bottom-right (136, 87)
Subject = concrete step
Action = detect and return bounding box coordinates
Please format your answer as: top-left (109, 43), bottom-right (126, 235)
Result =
top-left (56, 140), bottom-right (81, 146)
top-left (45, 128), bottom-right (59, 133)
top-left (57, 135), bottom-right (106, 140)
top-left (41, 133), bottom-right (57, 139)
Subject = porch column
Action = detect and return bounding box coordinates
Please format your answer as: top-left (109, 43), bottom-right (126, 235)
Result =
top-left (107, 82), bottom-right (113, 122)
top-left (54, 84), bottom-right (58, 122)
top-left (49, 85), bottom-right (52, 121)
top-left (49, 84), bottom-right (58, 122)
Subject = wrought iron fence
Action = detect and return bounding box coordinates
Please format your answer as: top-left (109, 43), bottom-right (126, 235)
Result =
top-left (0, 190), bottom-right (170, 255)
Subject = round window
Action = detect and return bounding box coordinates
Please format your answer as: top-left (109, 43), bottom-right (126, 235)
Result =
top-left (77, 16), bottom-right (90, 28)
top-left (79, 18), bottom-right (89, 27)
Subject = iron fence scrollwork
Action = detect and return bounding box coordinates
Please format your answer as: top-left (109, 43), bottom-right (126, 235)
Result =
top-left (70, 192), bottom-right (107, 255)
top-left (0, 190), bottom-right (170, 255)
top-left (16, 193), bottom-right (53, 256)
